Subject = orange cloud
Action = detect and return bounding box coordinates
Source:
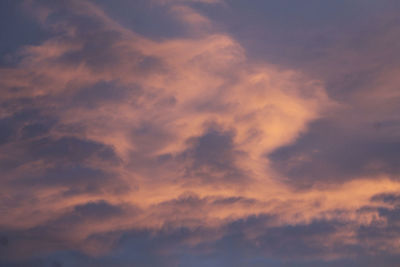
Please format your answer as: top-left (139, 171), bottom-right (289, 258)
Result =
top-left (2, 0), bottom-right (400, 263)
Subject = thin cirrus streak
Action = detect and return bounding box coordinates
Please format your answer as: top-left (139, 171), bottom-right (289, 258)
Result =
top-left (1, 0), bottom-right (400, 266)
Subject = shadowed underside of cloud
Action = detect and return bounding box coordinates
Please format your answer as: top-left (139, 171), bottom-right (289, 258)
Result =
top-left (3, 212), bottom-right (400, 267)
top-left (269, 119), bottom-right (400, 188)
top-left (1, 0), bottom-right (400, 266)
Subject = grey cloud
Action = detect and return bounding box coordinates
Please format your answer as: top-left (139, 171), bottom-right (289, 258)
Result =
top-left (269, 119), bottom-right (400, 188)
top-left (73, 200), bottom-right (124, 219)
top-left (27, 137), bottom-right (119, 163)
top-left (71, 81), bottom-right (136, 109)
top-left (1, 212), bottom-right (398, 267)
top-left (0, 0), bottom-right (50, 67)
top-left (0, 109), bottom-right (55, 144)
top-left (181, 128), bottom-right (245, 184)
top-left (371, 193), bottom-right (400, 205)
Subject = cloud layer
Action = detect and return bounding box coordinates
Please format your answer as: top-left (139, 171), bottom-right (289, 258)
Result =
top-left (1, 0), bottom-right (400, 266)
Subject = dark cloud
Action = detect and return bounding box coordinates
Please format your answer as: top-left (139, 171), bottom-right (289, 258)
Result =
top-left (0, 117), bottom-right (16, 145)
top-left (218, 215), bottom-right (352, 259)
top-left (21, 165), bottom-right (110, 193)
top-left (55, 30), bottom-right (123, 72)
top-left (24, 0), bottom-right (166, 78)
top-left (182, 128), bottom-right (245, 184)
top-left (95, 216), bottom-right (362, 266)
top-left (211, 196), bottom-right (256, 206)
top-left (0, 235), bottom-right (9, 247)
top-left (0, 250), bottom-right (95, 267)
top-left (0, 212), bottom-right (398, 267)
top-left (73, 200), bottom-right (123, 219)
top-left (0, 136), bottom-right (121, 195)
top-left (93, 0), bottom-right (190, 39)
top-left (28, 137), bottom-right (119, 163)
top-left (356, 208), bottom-right (400, 256)
top-left (130, 122), bottom-right (173, 154)
top-left (20, 122), bottom-right (52, 139)
top-left (269, 119), bottom-right (400, 188)
top-left (71, 81), bottom-right (135, 109)
top-left (0, 109), bottom-right (55, 144)
top-left (0, 0), bottom-right (50, 67)
top-left (371, 193), bottom-right (400, 205)
top-left (0, 202), bottom-right (127, 264)
top-left (193, 0), bottom-right (400, 103)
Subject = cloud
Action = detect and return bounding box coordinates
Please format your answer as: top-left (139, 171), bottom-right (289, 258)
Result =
top-left (269, 119), bottom-right (400, 188)
top-left (2, 0), bottom-right (400, 266)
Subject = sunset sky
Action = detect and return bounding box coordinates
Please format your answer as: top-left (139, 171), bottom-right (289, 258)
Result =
top-left (1, 0), bottom-right (400, 266)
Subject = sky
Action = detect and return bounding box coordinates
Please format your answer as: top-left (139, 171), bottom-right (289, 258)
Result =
top-left (1, 0), bottom-right (400, 266)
